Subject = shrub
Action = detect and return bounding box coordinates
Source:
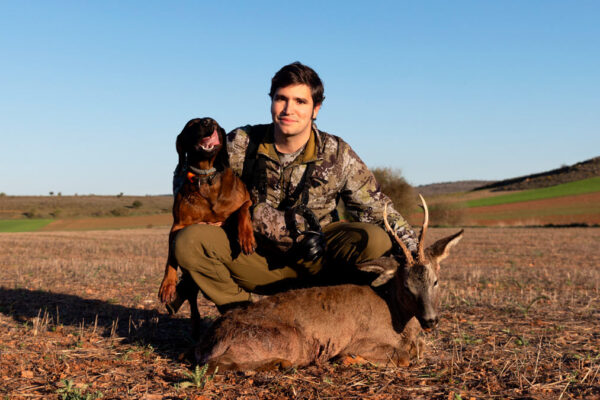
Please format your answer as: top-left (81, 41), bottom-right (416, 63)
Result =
top-left (50, 209), bottom-right (62, 218)
top-left (23, 209), bottom-right (38, 219)
top-left (371, 167), bottom-right (416, 217)
top-left (132, 200), bottom-right (143, 209)
top-left (428, 201), bottom-right (468, 227)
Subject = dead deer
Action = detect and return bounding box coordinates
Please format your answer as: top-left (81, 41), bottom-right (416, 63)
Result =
top-left (196, 195), bottom-right (463, 370)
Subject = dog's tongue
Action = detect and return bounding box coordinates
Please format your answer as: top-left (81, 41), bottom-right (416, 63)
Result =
top-left (201, 130), bottom-right (220, 147)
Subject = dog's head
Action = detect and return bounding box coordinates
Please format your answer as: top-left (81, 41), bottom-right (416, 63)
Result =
top-left (176, 117), bottom-right (228, 169)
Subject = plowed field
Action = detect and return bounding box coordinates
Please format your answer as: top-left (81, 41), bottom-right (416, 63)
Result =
top-left (468, 192), bottom-right (600, 226)
top-left (1, 227), bottom-right (599, 399)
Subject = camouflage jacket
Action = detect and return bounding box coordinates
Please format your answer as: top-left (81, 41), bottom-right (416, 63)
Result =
top-left (227, 123), bottom-right (418, 253)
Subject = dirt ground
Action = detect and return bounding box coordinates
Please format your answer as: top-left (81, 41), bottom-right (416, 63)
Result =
top-left (0, 227), bottom-right (599, 399)
top-left (39, 214), bottom-right (172, 231)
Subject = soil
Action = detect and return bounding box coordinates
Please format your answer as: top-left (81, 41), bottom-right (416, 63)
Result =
top-left (467, 192), bottom-right (600, 226)
top-left (39, 214), bottom-right (172, 231)
top-left (1, 227), bottom-right (599, 399)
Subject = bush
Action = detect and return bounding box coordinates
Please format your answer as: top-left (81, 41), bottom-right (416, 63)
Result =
top-left (23, 209), bottom-right (38, 219)
top-left (50, 209), bottom-right (62, 218)
top-left (132, 200), bottom-right (143, 209)
top-left (371, 167), bottom-right (416, 217)
top-left (428, 201), bottom-right (468, 227)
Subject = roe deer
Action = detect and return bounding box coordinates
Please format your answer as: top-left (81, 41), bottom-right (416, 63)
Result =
top-left (196, 195), bottom-right (463, 370)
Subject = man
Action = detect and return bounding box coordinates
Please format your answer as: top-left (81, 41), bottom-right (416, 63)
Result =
top-left (163, 62), bottom-right (418, 313)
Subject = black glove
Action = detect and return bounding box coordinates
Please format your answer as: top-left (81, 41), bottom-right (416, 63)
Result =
top-left (285, 205), bottom-right (326, 263)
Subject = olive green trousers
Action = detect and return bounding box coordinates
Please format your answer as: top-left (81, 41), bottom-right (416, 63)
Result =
top-left (174, 222), bottom-right (392, 306)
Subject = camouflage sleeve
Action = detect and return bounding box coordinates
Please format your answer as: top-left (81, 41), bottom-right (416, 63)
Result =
top-left (252, 203), bottom-right (306, 252)
top-left (339, 144), bottom-right (418, 253)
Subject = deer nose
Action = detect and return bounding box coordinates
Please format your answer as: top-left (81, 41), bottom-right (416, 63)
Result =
top-left (420, 316), bottom-right (439, 330)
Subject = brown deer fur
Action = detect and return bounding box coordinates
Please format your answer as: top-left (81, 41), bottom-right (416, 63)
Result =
top-left (196, 197), bottom-right (463, 370)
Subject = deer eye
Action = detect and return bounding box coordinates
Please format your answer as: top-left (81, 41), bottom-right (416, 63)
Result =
top-left (434, 280), bottom-right (438, 287)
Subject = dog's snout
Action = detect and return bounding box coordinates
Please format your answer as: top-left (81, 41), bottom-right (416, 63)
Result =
top-left (201, 117), bottom-right (216, 127)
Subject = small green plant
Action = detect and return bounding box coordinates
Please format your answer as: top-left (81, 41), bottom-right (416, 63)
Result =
top-left (515, 295), bottom-right (549, 315)
top-left (179, 364), bottom-right (218, 389)
top-left (56, 379), bottom-right (103, 400)
top-left (454, 333), bottom-right (482, 345)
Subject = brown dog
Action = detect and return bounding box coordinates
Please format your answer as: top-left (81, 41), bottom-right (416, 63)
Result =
top-left (158, 117), bottom-right (256, 335)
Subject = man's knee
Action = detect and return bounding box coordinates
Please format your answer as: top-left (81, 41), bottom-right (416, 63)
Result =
top-left (325, 222), bottom-right (392, 264)
top-left (174, 224), bottom-right (231, 268)
top-left (354, 223), bottom-right (392, 261)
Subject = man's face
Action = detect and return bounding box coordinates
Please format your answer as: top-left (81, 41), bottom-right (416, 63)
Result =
top-left (271, 84), bottom-right (321, 140)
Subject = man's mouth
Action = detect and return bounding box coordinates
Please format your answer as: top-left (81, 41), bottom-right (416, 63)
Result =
top-left (278, 117), bottom-right (296, 124)
top-left (199, 129), bottom-right (220, 151)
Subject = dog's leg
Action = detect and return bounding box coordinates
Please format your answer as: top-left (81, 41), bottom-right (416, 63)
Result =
top-left (237, 199), bottom-right (256, 255)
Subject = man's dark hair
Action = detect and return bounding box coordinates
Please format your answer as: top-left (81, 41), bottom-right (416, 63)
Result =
top-left (269, 62), bottom-right (325, 106)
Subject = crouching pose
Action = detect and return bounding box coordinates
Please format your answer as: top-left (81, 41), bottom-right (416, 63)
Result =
top-left (159, 62), bottom-right (420, 326)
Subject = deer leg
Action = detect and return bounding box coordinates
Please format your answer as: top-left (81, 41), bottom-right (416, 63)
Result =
top-left (345, 342), bottom-right (412, 367)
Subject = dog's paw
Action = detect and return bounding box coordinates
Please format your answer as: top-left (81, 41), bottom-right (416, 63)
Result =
top-left (158, 278), bottom-right (177, 304)
top-left (239, 231), bottom-right (257, 255)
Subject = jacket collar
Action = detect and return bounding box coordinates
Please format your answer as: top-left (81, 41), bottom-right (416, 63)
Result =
top-left (257, 123), bottom-right (323, 164)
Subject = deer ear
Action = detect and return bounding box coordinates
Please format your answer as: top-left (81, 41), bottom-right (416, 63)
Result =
top-left (426, 229), bottom-right (463, 264)
top-left (357, 256), bottom-right (398, 287)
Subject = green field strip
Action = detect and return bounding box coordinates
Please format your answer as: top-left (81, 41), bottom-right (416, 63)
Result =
top-left (0, 219), bottom-right (54, 232)
top-left (467, 177), bottom-right (600, 208)
top-left (471, 207), bottom-right (600, 221)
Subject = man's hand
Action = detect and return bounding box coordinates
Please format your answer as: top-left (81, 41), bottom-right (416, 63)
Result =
top-left (294, 230), bottom-right (326, 264)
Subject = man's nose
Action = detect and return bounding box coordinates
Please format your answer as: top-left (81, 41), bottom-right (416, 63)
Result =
top-left (282, 101), bottom-right (292, 114)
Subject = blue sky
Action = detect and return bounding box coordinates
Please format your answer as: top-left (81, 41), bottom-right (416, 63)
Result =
top-left (1, 1), bottom-right (598, 195)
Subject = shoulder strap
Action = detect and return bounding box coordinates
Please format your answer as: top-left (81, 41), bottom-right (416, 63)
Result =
top-left (241, 125), bottom-right (269, 203)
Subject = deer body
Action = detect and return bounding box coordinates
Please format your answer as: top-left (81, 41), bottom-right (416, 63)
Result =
top-left (196, 284), bottom-right (423, 370)
top-left (196, 196), bottom-right (463, 370)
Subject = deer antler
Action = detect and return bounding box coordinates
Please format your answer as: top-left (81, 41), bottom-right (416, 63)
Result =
top-left (383, 202), bottom-right (414, 266)
top-left (417, 194), bottom-right (429, 264)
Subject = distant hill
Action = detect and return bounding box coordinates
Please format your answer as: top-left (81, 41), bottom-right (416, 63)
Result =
top-left (474, 156), bottom-right (600, 192)
top-left (416, 180), bottom-right (495, 196)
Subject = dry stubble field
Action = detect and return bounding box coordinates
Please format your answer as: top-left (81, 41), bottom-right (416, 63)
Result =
top-left (0, 227), bottom-right (599, 399)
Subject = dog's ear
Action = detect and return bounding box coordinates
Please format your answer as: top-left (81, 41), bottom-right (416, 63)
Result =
top-left (176, 132), bottom-right (185, 171)
top-left (214, 125), bottom-right (230, 169)
top-left (176, 119), bottom-right (200, 171)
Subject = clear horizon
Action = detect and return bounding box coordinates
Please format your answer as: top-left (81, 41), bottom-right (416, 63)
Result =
top-left (1, 1), bottom-right (599, 195)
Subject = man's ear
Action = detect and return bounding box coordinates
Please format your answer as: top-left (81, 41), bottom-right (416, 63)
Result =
top-left (312, 103), bottom-right (322, 120)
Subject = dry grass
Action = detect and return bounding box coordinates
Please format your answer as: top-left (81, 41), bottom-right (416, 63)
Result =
top-left (0, 195), bottom-right (172, 220)
top-left (1, 227), bottom-right (599, 399)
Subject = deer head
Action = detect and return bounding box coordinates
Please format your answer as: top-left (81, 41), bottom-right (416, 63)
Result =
top-left (357, 195), bottom-right (463, 330)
